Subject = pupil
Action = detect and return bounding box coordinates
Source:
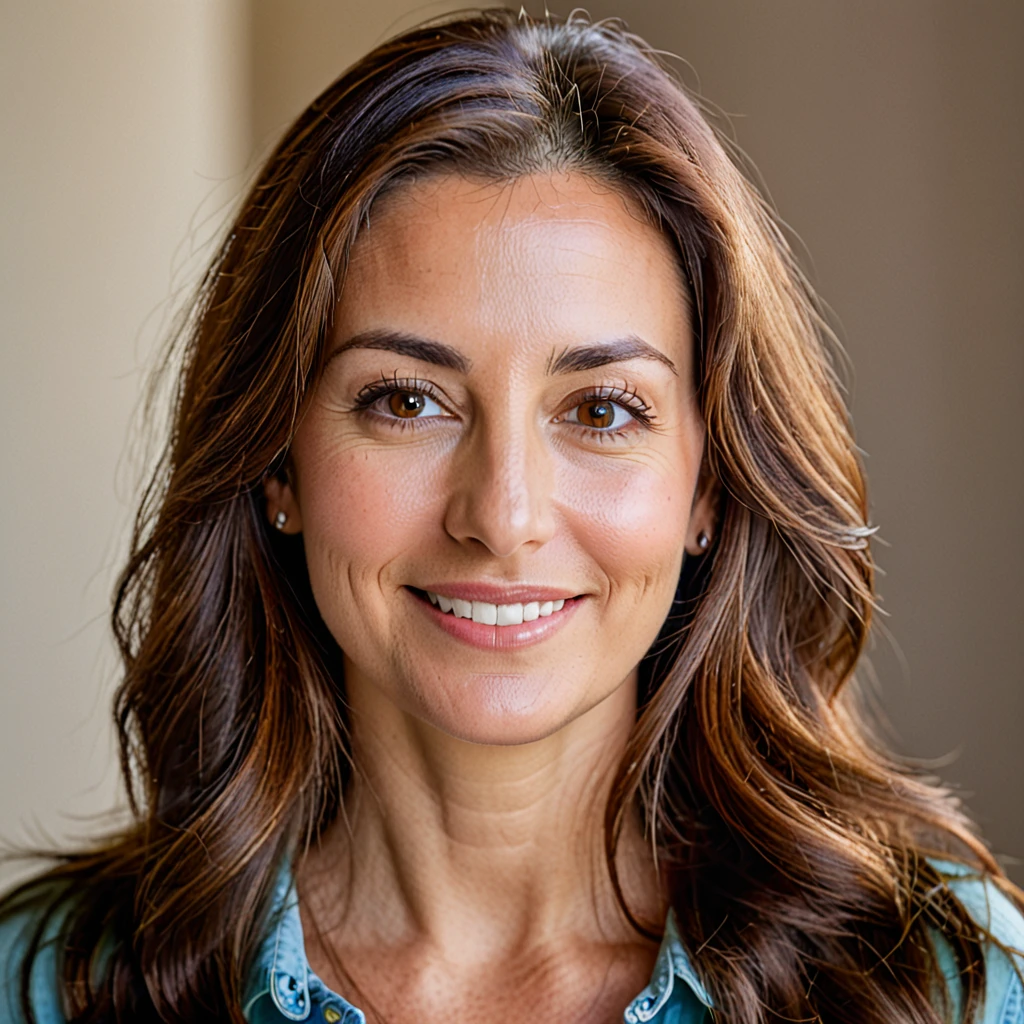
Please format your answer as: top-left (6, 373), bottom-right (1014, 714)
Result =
top-left (390, 391), bottom-right (425, 417)
top-left (584, 401), bottom-right (613, 428)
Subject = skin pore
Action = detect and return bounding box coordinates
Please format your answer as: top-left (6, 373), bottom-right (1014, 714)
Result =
top-left (264, 172), bottom-right (715, 1023)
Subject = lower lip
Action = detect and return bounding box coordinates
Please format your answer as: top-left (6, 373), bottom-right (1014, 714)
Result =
top-left (407, 589), bottom-right (582, 650)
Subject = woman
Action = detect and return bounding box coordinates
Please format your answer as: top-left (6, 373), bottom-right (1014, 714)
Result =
top-left (2, 9), bottom-right (1021, 1023)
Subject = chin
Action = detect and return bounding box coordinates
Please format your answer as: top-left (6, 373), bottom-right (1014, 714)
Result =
top-left (413, 671), bottom-right (590, 746)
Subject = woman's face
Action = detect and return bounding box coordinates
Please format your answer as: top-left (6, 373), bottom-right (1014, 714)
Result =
top-left (272, 172), bottom-right (712, 745)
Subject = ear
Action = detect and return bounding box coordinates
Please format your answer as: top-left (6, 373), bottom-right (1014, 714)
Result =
top-left (684, 463), bottom-right (720, 556)
top-left (263, 471), bottom-right (303, 535)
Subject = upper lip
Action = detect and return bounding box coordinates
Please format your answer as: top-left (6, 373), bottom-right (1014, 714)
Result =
top-left (412, 582), bottom-right (580, 603)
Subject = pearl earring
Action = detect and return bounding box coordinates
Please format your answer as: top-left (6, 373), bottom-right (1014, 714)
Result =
top-left (274, 510), bottom-right (288, 531)
top-left (697, 530), bottom-right (710, 551)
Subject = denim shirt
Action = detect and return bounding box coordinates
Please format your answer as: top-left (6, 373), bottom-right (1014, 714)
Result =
top-left (241, 859), bottom-right (1023, 1024)
top-left (243, 866), bottom-right (714, 1024)
top-left (4, 860), bottom-right (1023, 1023)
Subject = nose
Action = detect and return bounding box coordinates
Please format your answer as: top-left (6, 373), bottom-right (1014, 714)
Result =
top-left (443, 409), bottom-right (556, 558)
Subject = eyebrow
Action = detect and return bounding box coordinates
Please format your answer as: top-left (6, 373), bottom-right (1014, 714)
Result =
top-left (327, 329), bottom-right (677, 377)
top-left (547, 336), bottom-right (678, 376)
top-left (328, 329), bottom-right (472, 373)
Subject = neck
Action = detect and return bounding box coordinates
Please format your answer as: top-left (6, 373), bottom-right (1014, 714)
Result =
top-left (298, 665), bottom-right (662, 964)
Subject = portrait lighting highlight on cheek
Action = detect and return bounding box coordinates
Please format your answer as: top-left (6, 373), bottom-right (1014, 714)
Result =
top-left (285, 172), bottom-right (710, 746)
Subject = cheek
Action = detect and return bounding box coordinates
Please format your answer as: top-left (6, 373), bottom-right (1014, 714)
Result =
top-left (558, 454), bottom-right (695, 600)
top-left (294, 438), bottom-right (447, 604)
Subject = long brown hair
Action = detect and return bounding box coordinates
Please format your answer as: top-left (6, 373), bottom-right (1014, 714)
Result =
top-left (3, 10), bottom-right (1017, 1023)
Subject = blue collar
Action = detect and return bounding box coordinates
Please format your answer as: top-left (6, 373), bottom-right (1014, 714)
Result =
top-left (243, 864), bottom-right (713, 1022)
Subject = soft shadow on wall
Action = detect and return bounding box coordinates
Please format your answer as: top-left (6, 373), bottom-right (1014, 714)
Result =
top-left (0, 1), bottom-right (251, 883)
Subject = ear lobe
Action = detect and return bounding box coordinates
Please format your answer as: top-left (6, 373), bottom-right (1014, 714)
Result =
top-left (263, 474), bottom-right (303, 534)
top-left (684, 466), bottom-right (720, 556)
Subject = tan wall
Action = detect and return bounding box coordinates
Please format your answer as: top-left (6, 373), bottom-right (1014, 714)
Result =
top-left (250, 0), bottom-right (481, 149)
top-left (3, 1), bottom-right (1020, 885)
top-left (0, 1), bottom-right (250, 879)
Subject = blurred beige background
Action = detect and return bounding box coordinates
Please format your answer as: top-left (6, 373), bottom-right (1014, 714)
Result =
top-left (2, 1), bottom-right (1021, 883)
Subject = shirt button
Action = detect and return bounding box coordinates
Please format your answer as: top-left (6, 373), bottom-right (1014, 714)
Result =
top-left (323, 1009), bottom-right (342, 1023)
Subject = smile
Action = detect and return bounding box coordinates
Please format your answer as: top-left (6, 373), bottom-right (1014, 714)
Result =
top-left (406, 585), bottom-right (581, 650)
top-left (425, 590), bottom-right (566, 626)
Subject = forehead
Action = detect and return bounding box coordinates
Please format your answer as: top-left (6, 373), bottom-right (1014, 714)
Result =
top-left (337, 172), bottom-right (691, 366)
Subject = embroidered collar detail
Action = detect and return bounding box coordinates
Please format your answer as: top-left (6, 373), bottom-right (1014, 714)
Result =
top-left (244, 867), bottom-right (366, 1024)
top-left (243, 865), bottom-right (712, 1022)
top-left (622, 909), bottom-right (713, 1022)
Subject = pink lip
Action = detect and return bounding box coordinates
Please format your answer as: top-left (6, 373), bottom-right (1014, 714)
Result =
top-left (414, 582), bottom-right (579, 603)
top-left (406, 588), bottom-right (583, 650)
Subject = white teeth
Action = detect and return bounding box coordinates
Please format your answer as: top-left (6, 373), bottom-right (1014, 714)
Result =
top-left (424, 590), bottom-right (571, 625)
top-left (496, 603), bottom-right (524, 626)
top-left (471, 601), bottom-right (498, 625)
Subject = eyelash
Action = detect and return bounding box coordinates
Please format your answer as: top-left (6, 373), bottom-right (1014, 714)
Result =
top-left (353, 375), bottom-right (451, 423)
top-left (352, 376), bottom-right (655, 436)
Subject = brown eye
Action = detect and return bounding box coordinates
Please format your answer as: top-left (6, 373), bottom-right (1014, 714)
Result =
top-left (576, 400), bottom-right (615, 428)
top-left (388, 391), bottom-right (427, 418)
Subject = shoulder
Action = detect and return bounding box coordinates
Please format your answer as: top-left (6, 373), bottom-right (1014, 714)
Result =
top-left (930, 859), bottom-right (1024, 1024)
top-left (0, 886), bottom-right (71, 1024)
